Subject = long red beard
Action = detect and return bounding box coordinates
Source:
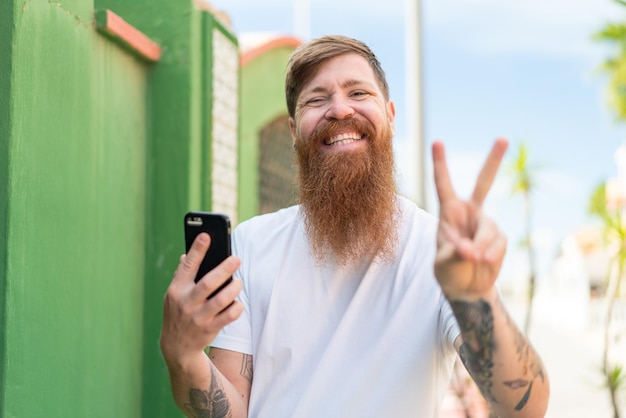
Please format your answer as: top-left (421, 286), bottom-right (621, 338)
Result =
top-left (295, 118), bottom-right (399, 266)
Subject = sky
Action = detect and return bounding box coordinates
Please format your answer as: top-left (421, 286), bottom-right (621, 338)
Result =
top-left (209, 0), bottom-right (626, 283)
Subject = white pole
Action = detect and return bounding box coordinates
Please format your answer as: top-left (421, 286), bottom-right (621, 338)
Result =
top-left (404, 0), bottom-right (426, 210)
top-left (293, 0), bottom-right (311, 41)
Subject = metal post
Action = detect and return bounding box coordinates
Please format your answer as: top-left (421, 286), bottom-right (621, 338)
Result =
top-left (404, 0), bottom-right (427, 209)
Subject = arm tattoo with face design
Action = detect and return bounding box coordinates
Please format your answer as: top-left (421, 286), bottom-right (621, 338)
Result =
top-left (184, 364), bottom-right (233, 418)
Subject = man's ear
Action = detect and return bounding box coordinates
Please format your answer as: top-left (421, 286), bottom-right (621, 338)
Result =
top-left (387, 100), bottom-right (396, 136)
top-left (387, 100), bottom-right (396, 125)
top-left (289, 117), bottom-right (297, 144)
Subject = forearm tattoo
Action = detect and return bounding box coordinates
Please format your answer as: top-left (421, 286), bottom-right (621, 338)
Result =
top-left (452, 298), bottom-right (546, 412)
top-left (451, 299), bottom-right (496, 402)
top-left (184, 365), bottom-right (233, 418)
top-left (502, 302), bottom-right (545, 411)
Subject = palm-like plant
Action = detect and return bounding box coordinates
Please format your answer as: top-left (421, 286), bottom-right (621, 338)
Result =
top-left (508, 142), bottom-right (538, 335)
top-left (594, 3), bottom-right (626, 414)
top-left (589, 181), bottom-right (626, 418)
top-left (594, 0), bottom-right (626, 120)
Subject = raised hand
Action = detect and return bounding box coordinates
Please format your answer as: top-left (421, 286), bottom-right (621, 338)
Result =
top-left (432, 138), bottom-right (509, 301)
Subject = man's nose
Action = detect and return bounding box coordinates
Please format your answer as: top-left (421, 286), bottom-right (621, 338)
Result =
top-left (325, 96), bottom-right (355, 120)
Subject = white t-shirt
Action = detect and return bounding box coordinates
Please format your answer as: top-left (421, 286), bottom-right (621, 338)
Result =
top-left (212, 196), bottom-right (460, 417)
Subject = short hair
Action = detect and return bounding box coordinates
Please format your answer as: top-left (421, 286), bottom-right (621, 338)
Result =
top-left (285, 35), bottom-right (390, 118)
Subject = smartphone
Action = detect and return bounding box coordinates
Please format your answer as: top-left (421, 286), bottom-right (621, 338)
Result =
top-left (184, 212), bottom-right (232, 298)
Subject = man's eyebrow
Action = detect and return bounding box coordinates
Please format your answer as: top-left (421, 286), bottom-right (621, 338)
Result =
top-left (341, 79), bottom-right (374, 89)
top-left (303, 79), bottom-right (375, 96)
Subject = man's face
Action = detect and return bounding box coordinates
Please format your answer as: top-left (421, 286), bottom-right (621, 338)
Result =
top-left (288, 53), bottom-right (399, 266)
top-left (289, 53), bottom-right (395, 151)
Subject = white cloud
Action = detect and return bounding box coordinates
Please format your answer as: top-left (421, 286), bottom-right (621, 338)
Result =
top-left (426, 0), bottom-right (620, 26)
top-left (424, 0), bottom-right (625, 59)
top-left (211, 0), bottom-right (406, 31)
top-left (207, 0), bottom-right (623, 60)
top-left (537, 168), bottom-right (581, 197)
top-left (313, 0), bottom-right (405, 20)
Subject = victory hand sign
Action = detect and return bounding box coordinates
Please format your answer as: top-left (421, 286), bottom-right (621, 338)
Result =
top-left (432, 138), bottom-right (509, 301)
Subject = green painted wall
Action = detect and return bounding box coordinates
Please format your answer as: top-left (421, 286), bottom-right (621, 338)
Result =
top-left (0, 0), bottom-right (15, 411)
top-left (1, 0), bottom-right (148, 416)
top-left (96, 3), bottom-right (208, 415)
top-left (239, 46), bottom-right (296, 221)
top-left (1, 1), bottom-right (239, 416)
top-left (88, 2), bottom-right (239, 416)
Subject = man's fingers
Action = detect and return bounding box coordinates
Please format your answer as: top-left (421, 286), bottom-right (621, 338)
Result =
top-left (191, 256), bottom-right (241, 303)
top-left (471, 138), bottom-right (509, 206)
top-left (194, 275), bottom-right (243, 323)
top-left (438, 221), bottom-right (475, 261)
top-left (432, 140), bottom-right (457, 204)
top-left (484, 234), bottom-right (507, 264)
top-left (175, 232), bottom-right (211, 284)
top-left (211, 300), bottom-right (245, 330)
top-left (472, 216), bottom-right (499, 260)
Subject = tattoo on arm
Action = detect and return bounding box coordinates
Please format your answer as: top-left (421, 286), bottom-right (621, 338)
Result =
top-left (452, 298), bottom-right (546, 412)
top-left (502, 301), bottom-right (545, 411)
top-left (184, 364), bottom-right (233, 418)
top-left (452, 299), bottom-right (496, 403)
top-left (240, 354), bottom-right (253, 383)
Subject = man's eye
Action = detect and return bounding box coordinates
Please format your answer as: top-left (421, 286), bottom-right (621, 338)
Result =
top-left (351, 91), bottom-right (368, 98)
top-left (306, 98), bottom-right (324, 105)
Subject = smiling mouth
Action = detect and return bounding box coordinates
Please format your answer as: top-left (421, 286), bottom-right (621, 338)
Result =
top-left (324, 132), bottom-right (366, 146)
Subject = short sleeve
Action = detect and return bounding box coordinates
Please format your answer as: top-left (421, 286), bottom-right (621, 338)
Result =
top-left (439, 294), bottom-right (460, 354)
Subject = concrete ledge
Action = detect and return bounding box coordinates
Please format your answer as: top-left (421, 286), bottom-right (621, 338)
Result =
top-left (95, 9), bottom-right (162, 63)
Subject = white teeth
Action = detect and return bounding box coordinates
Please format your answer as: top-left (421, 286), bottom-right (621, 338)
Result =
top-left (325, 132), bottom-right (362, 146)
top-left (330, 138), bottom-right (356, 146)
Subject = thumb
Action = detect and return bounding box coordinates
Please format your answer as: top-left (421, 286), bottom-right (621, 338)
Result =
top-left (175, 232), bottom-right (210, 284)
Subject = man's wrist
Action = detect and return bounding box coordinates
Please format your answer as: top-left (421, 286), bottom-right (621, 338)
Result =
top-left (163, 349), bottom-right (211, 374)
top-left (443, 285), bottom-right (499, 304)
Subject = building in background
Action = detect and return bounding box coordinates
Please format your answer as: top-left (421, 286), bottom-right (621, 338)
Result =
top-left (238, 33), bottom-right (301, 220)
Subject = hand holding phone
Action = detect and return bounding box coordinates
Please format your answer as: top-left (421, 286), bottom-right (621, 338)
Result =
top-left (161, 213), bottom-right (241, 366)
top-left (184, 212), bottom-right (233, 298)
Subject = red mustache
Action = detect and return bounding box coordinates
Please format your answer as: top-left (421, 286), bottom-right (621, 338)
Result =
top-left (307, 118), bottom-right (376, 145)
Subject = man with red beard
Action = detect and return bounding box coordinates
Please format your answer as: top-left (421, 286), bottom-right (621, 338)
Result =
top-left (160, 36), bottom-right (549, 417)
